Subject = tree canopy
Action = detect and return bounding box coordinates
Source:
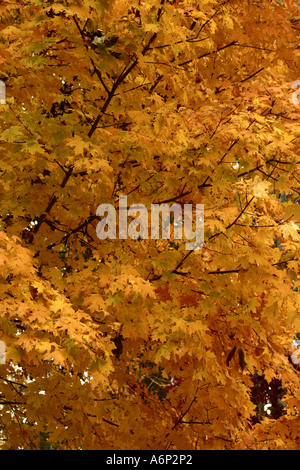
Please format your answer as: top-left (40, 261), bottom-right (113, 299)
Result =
top-left (0, 0), bottom-right (300, 450)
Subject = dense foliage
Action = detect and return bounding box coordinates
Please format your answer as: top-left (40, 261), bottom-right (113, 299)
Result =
top-left (0, 0), bottom-right (300, 450)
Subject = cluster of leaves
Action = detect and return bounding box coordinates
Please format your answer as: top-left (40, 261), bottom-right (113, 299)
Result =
top-left (29, 430), bottom-right (65, 451)
top-left (0, 0), bottom-right (300, 450)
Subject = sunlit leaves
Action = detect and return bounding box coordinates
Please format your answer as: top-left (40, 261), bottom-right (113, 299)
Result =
top-left (0, 0), bottom-right (299, 451)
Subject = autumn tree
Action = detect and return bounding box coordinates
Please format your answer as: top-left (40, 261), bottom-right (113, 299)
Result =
top-left (0, 0), bottom-right (300, 450)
